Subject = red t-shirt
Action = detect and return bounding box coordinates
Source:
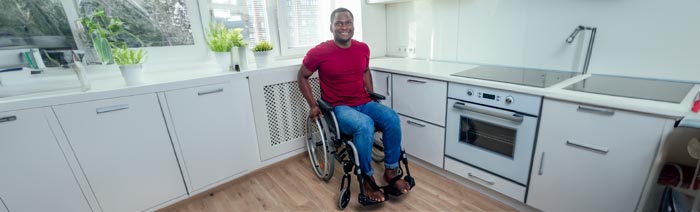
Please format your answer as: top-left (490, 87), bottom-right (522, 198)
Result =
top-left (303, 40), bottom-right (371, 107)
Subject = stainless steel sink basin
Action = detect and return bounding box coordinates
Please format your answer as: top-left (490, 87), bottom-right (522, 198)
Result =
top-left (564, 75), bottom-right (694, 103)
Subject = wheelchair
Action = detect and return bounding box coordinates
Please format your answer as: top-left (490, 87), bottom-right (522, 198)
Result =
top-left (305, 92), bottom-right (416, 209)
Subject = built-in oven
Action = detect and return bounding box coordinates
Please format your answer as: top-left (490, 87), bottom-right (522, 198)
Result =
top-left (445, 83), bottom-right (541, 185)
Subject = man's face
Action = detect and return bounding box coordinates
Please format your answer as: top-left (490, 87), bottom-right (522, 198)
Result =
top-left (331, 11), bottom-right (354, 44)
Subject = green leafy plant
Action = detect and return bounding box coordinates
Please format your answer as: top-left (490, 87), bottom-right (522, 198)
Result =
top-left (206, 22), bottom-right (246, 52)
top-left (79, 8), bottom-right (144, 64)
top-left (79, 8), bottom-right (144, 47)
top-left (112, 45), bottom-right (146, 66)
top-left (253, 41), bottom-right (273, 52)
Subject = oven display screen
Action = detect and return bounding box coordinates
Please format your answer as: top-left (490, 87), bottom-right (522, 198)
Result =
top-left (482, 93), bottom-right (496, 100)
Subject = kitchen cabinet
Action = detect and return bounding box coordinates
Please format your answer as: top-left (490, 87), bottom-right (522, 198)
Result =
top-left (162, 80), bottom-right (257, 192)
top-left (0, 108), bottom-right (91, 212)
top-left (392, 74), bottom-right (447, 126)
top-left (53, 93), bottom-right (186, 212)
top-left (527, 98), bottom-right (673, 212)
top-left (371, 70), bottom-right (392, 108)
top-left (399, 115), bottom-right (444, 167)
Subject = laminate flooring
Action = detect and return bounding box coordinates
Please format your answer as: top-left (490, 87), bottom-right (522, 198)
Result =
top-left (159, 154), bottom-right (516, 212)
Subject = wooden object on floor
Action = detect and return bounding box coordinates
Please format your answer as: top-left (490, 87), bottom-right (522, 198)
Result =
top-left (159, 154), bottom-right (516, 212)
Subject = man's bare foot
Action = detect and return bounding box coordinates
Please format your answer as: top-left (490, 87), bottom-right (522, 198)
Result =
top-left (384, 168), bottom-right (410, 194)
top-left (362, 176), bottom-right (385, 202)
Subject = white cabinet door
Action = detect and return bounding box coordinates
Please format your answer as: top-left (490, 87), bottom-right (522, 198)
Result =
top-left (164, 80), bottom-right (257, 192)
top-left (399, 115), bottom-right (444, 168)
top-left (392, 74), bottom-right (447, 126)
top-left (371, 70), bottom-right (392, 108)
top-left (53, 93), bottom-right (186, 212)
top-left (0, 108), bottom-right (91, 212)
top-left (527, 99), bottom-right (670, 212)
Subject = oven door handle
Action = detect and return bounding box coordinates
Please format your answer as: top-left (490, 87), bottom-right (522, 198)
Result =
top-left (453, 102), bottom-right (523, 123)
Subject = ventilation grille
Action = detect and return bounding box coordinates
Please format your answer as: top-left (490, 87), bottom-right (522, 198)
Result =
top-left (264, 78), bottom-right (321, 146)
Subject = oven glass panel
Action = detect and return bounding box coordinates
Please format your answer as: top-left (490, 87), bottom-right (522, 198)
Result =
top-left (458, 116), bottom-right (516, 158)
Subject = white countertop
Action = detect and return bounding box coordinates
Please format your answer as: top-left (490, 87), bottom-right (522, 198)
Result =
top-left (370, 57), bottom-right (700, 119)
top-left (2, 56), bottom-right (699, 121)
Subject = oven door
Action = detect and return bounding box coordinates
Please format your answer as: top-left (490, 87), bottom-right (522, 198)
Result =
top-left (445, 99), bottom-right (537, 185)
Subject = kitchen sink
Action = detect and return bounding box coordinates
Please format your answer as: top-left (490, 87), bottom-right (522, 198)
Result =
top-left (452, 65), bottom-right (580, 88)
top-left (564, 75), bottom-right (694, 103)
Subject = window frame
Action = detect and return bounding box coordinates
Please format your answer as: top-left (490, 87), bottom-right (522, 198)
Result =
top-left (61, 0), bottom-right (209, 66)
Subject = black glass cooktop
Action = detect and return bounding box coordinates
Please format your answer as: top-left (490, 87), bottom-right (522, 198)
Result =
top-left (452, 65), bottom-right (579, 88)
top-left (565, 75), bottom-right (694, 103)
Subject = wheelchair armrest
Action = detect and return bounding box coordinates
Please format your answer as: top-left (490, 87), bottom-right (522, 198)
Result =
top-left (368, 91), bottom-right (386, 101)
top-left (316, 99), bottom-right (334, 112)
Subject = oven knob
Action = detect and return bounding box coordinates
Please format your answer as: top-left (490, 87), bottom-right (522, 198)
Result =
top-left (505, 96), bottom-right (514, 104)
top-left (467, 90), bottom-right (473, 96)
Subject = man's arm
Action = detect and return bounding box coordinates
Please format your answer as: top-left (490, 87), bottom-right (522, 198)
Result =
top-left (363, 67), bottom-right (374, 93)
top-left (298, 65), bottom-right (321, 120)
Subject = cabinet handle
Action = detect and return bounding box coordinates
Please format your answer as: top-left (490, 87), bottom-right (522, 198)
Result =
top-left (96, 104), bottom-right (130, 114)
top-left (468, 173), bottom-right (495, 185)
top-left (566, 140), bottom-right (609, 154)
top-left (407, 79), bottom-right (426, 84)
top-left (453, 102), bottom-right (524, 122)
top-left (538, 152), bottom-right (545, 175)
top-left (386, 75), bottom-right (391, 96)
top-left (198, 88), bottom-right (224, 96)
top-left (0, 116), bottom-right (17, 123)
top-left (577, 105), bottom-right (615, 116)
top-left (406, 120), bottom-right (426, 127)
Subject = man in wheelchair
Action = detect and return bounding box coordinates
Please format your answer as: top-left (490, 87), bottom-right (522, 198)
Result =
top-left (297, 7), bottom-right (414, 207)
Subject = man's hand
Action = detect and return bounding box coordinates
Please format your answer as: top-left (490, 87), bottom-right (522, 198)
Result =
top-left (309, 106), bottom-right (322, 121)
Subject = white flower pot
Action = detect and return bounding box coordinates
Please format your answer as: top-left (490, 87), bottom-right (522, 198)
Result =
top-left (119, 64), bottom-right (144, 86)
top-left (254, 51), bottom-right (271, 68)
top-left (214, 52), bottom-right (231, 72)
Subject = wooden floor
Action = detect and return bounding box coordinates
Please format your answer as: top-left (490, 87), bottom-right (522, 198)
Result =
top-left (159, 154), bottom-right (516, 212)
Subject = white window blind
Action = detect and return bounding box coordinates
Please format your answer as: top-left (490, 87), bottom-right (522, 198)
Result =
top-left (276, 0), bottom-right (362, 56)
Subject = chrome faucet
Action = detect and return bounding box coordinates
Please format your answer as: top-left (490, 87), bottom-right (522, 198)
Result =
top-left (566, 25), bottom-right (597, 75)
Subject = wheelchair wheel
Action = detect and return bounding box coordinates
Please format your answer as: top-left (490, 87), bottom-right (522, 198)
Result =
top-left (371, 135), bottom-right (385, 163)
top-left (306, 117), bottom-right (335, 181)
top-left (338, 187), bottom-right (351, 209)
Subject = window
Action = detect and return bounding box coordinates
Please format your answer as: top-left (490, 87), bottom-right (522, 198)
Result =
top-left (276, 0), bottom-right (362, 56)
top-left (208, 0), bottom-right (361, 57)
top-left (77, 0), bottom-right (195, 47)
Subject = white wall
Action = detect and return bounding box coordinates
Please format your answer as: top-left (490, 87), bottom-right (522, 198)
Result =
top-left (362, 2), bottom-right (388, 58)
top-left (386, 0), bottom-right (700, 82)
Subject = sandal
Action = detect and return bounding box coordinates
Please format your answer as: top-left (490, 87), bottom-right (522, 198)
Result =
top-left (383, 167), bottom-right (412, 197)
top-left (358, 174), bottom-right (386, 206)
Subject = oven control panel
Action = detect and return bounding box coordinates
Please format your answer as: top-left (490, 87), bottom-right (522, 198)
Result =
top-left (449, 82), bottom-right (542, 116)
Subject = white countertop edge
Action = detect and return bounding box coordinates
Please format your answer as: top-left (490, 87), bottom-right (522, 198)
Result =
top-left (2, 57), bottom-right (698, 120)
top-left (370, 57), bottom-right (699, 119)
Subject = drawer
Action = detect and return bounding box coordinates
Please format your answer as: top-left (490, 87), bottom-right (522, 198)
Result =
top-left (399, 115), bottom-right (444, 168)
top-left (445, 157), bottom-right (525, 202)
top-left (392, 74), bottom-right (447, 126)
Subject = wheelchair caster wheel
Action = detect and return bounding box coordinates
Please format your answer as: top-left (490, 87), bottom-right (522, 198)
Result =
top-left (338, 187), bottom-right (351, 209)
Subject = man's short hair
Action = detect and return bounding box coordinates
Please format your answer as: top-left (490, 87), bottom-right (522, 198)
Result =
top-left (330, 7), bottom-right (353, 23)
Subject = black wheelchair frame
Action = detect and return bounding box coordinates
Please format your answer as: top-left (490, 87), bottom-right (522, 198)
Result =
top-left (305, 92), bottom-right (415, 209)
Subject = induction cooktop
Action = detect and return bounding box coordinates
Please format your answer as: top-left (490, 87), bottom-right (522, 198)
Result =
top-left (452, 65), bottom-right (579, 88)
top-left (565, 75), bottom-right (694, 103)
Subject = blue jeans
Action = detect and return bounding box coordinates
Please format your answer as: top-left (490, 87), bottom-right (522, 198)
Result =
top-left (333, 101), bottom-right (402, 176)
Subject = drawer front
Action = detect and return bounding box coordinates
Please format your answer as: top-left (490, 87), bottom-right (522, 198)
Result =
top-left (527, 99), bottom-right (670, 212)
top-left (399, 115), bottom-right (444, 168)
top-left (393, 74), bottom-right (447, 126)
top-left (445, 157), bottom-right (525, 201)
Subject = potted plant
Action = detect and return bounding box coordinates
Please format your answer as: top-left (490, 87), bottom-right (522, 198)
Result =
top-left (112, 45), bottom-right (146, 85)
top-left (252, 41), bottom-right (273, 68)
top-left (206, 23), bottom-right (246, 71)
